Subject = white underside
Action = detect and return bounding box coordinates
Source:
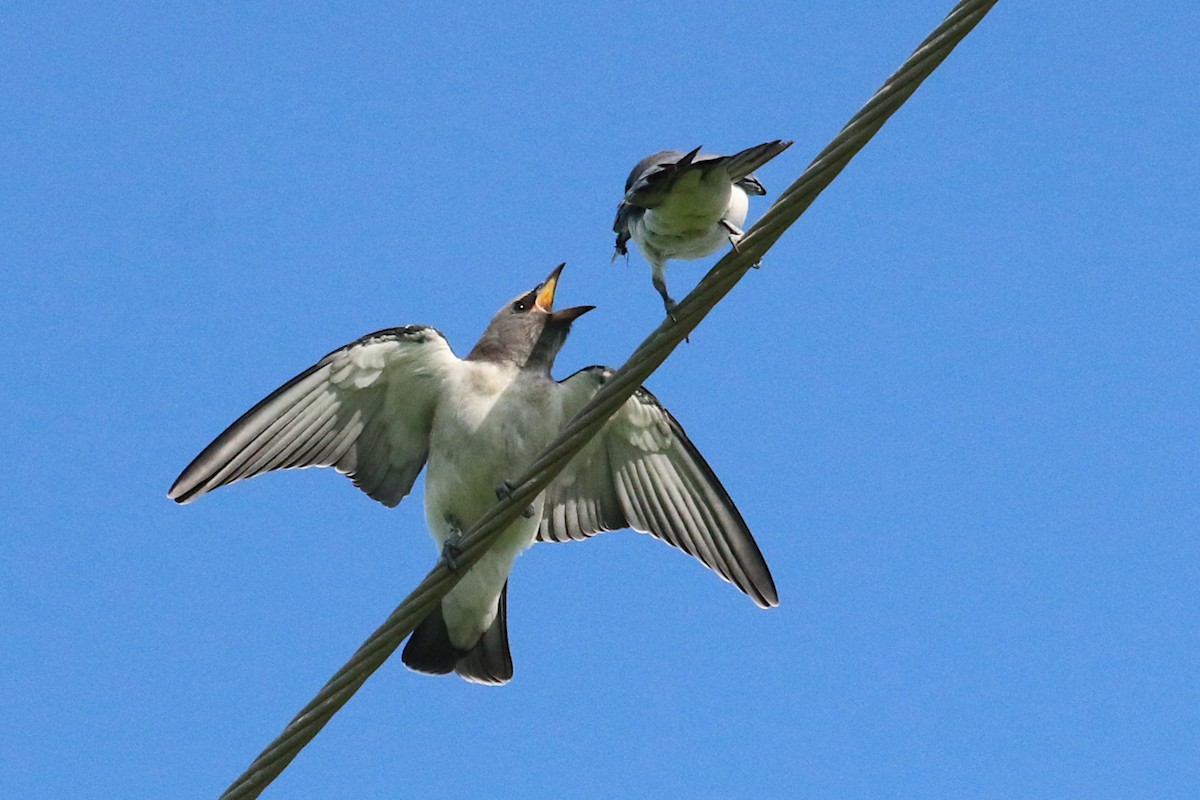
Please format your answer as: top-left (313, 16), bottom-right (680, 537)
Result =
top-left (631, 173), bottom-right (750, 273)
top-left (424, 360), bottom-right (565, 649)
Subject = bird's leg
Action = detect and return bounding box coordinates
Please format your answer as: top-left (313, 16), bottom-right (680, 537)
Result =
top-left (651, 264), bottom-right (689, 341)
top-left (721, 220), bottom-right (759, 267)
top-left (720, 220), bottom-right (763, 268)
top-left (653, 279), bottom-right (691, 343)
top-left (440, 516), bottom-right (465, 571)
top-left (495, 481), bottom-right (535, 518)
top-left (721, 219), bottom-right (745, 242)
top-left (652, 272), bottom-right (678, 320)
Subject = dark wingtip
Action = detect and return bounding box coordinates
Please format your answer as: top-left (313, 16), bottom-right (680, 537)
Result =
top-left (166, 475), bottom-right (197, 504)
top-left (754, 580), bottom-right (781, 609)
top-left (676, 145), bottom-right (702, 168)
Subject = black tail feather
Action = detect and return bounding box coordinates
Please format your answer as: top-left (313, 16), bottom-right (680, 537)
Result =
top-left (402, 602), bottom-right (464, 675)
top-left (400, 583), bottom-right (514, 685)
top-left (455, 583), bottom-right (513, 685)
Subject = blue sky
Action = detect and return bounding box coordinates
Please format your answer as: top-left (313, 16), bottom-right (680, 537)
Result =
top-left (3, 2), bottom-right (1197, 798)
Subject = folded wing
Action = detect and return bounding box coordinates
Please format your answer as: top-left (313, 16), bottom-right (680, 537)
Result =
top-left (718, 138), bottom-right (792, 189)
top-left (612, 140), bottom-right (792, 255)
top-left (168, 325), bottom-right (459, 508)
top-left (540, 366), bottom-right (778, 608)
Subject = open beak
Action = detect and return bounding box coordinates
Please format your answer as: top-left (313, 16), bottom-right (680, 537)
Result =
top-left (534, 263), bottom-right (595, 324)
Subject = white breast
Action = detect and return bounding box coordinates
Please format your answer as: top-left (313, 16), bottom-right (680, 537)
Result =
top-left (422, 361), bottom-right (565, 647)
top-left (634, 177), bottom-right (749, 263)
top-left (426, 363), bottom-right (563, 528)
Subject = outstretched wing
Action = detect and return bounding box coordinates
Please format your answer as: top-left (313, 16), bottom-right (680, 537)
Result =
top-left (539, 366), bottom-right (778, 608)
top-left (168, 325), bottom-right (459, 508)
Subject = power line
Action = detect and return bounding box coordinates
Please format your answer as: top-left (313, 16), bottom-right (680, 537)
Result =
top-left (219, 2), bottom-right (1000, 796)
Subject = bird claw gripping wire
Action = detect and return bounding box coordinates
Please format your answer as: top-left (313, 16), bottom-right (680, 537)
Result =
top-left (495, 481), bottom-right (535, 518)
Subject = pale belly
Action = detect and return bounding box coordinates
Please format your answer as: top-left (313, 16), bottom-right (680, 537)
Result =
top-left (635, 177), bottom-right (749, 263)
top-left (423, 362), bottom-right (564, 647)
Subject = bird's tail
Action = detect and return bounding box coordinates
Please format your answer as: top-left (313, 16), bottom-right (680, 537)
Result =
top-left (401, 583), bottom-right (513, 685)
top-left (721, 139), bottom-right (794, 186)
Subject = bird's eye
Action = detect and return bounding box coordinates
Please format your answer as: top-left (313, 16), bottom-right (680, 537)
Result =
top-left (512, 300), bottom-right (528, 312)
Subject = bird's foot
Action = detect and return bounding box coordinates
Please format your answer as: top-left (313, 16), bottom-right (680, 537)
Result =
top-left (496, 481), bottom-right (535, 518)
top-left (721, 220), bottom-right (746, 250)
top-left (440, 525), bottom-right (465, 571)
top-left (662, 299), bottom-right (690, 343)
top-left (663, 298), bottom-right (679, 323)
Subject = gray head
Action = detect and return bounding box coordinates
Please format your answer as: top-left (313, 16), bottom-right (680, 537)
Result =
top-left (466, 264), bottom-right (594, 372)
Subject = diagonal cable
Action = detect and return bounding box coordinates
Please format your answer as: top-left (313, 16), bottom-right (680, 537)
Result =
top-left (219, 1), bottom-right (999, 796)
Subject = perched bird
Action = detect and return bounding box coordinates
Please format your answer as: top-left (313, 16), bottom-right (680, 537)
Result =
top-left (169, 265), bottom-right (777, 684)
top-left (614, 139), bottom-right (793, 315)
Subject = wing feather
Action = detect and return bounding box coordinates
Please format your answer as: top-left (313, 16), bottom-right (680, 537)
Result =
top-left (540, 367), bottom-right (778, 608)
top-left (168, 326), bottom-right (458, 508)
